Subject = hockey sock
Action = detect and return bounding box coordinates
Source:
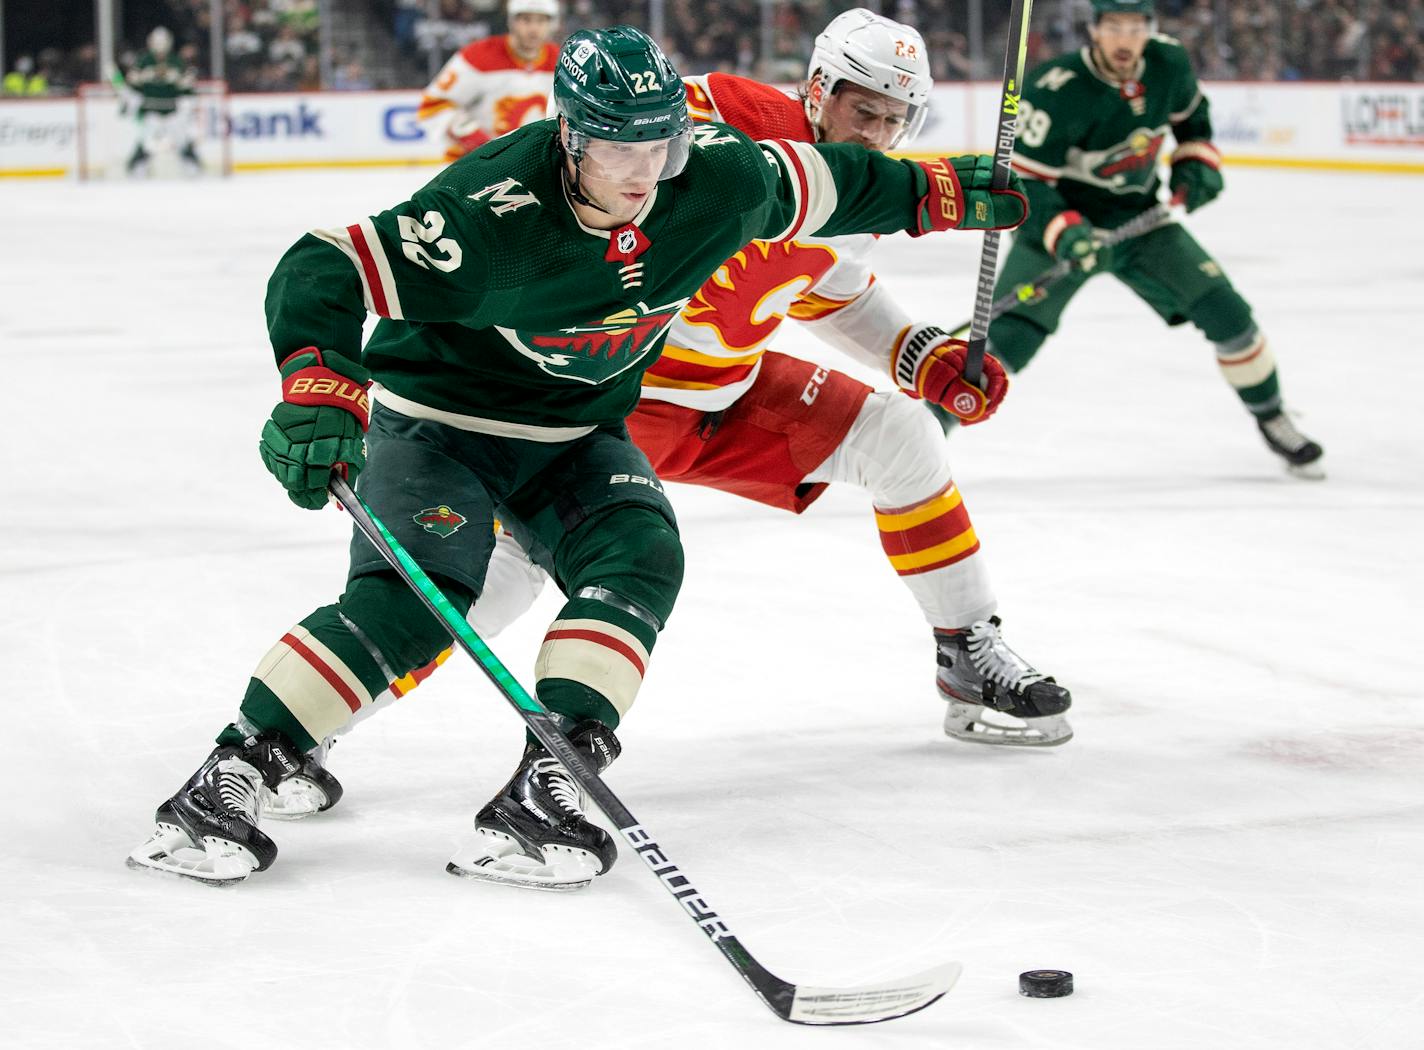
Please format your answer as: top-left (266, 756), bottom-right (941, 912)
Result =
top-left (1214, 324), bottom-right (1282, 418)
top-left (230, 572), bottom-right (473, 751)
top-left (534, 594), bottom-right (659, 732)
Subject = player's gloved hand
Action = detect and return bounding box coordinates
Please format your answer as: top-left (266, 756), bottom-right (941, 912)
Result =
top-left (1046, 211), bottom-right (1111, 273)
top-left (893, 324), bottom-right (1008, 425)
top-left (446, 119), bottom-right (493, 160)
top-left (912, 155), bottom-right (1028, 235)
top-left (1168, 141), bottom-right (1223, 213)
top-left (258, 347), bottom-right (371, 510)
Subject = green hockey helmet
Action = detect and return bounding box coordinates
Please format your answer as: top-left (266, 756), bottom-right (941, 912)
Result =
top-left (1090, 0), bottom-right (1155, 16)
top-left (553, 26), bottom-right (692, 180)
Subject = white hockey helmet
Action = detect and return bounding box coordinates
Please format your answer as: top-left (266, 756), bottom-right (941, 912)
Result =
top-left (148, 26), bottom-right (174, 56)
top-left (806, 8), bottom-right (932, 146)
top-left (508, 0), bottom-right (559, 18)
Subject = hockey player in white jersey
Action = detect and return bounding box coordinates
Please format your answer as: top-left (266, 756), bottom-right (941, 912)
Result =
top-left (416, 0), bottom-right (560, 162)
top-left (262, 11), bottom-right (1074, 862)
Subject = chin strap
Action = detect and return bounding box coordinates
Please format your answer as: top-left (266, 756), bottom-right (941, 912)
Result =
top-left (559, 143), bottom-right (613, 215)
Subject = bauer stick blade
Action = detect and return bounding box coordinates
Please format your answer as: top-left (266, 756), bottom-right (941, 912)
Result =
top-left (777, 961), bottom-right (963, 1024)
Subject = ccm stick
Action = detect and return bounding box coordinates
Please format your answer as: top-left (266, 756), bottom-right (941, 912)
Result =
top-left (963, 0), bottom-right (1036, 385)
top-left (329, 474), bottom-right (961, 1025)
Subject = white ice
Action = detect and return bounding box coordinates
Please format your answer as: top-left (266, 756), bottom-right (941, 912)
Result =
top-left (1, 165), bottom-right (1421, 1050)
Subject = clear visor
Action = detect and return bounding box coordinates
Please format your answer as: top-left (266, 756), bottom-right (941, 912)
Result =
top-left (573, 129), bottom-right (692, 185)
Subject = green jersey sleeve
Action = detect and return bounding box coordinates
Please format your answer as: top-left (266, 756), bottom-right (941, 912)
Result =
top-left (707, 131), bottom-right (922, 246)
top-left (265, 183), bottom-right (493, 366)
top-left (1158, 39), bottom-right (1213, 143)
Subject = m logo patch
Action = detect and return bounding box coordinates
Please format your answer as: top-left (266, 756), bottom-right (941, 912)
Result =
top-left (414, 505), bottom-right (468, 538)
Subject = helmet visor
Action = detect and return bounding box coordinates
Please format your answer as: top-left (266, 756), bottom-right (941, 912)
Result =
top-left (575, 128), bottom-right (692, 183)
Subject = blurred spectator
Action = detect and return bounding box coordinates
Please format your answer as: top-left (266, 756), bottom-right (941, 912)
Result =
top-left (3, 55), bottom-right (49, 96)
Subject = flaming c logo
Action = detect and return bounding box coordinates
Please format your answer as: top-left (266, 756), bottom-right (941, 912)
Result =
top-left (682, 241), bottom-right (837, 352)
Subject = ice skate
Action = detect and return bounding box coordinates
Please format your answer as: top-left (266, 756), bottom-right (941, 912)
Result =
top-left (126, 730), bottom-right (302, 885)
top-left (937, 617), bottom-right (1073, 747)
top-left (448, 721), bottom-right (620, 891)
top-left (1257, 412), bottom-right (1324, 480)
top-left (261, 737), bottom-right (344, 821)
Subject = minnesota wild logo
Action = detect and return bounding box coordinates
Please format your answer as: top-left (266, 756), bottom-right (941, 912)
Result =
top-left (1089, 128), bottom-right (1166, 187)
top-left (496, 298), bottom-right (691, 386)
top-left (413, 505), bottom-right (468, 538)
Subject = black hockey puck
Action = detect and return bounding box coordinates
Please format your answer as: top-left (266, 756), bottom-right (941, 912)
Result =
top-left (1019, 970), bottom-right (1073, 998)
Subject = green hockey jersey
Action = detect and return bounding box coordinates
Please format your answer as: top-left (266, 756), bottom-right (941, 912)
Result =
top-left (1010, 36), bottom-right (1213, 244)
top-left (125, 51), bottom-right (196, 115)
top-left (266, 119), bottom-right (933, 440)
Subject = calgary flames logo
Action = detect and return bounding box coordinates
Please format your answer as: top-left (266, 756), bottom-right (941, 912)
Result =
top-left (497, 299), bottom-right (691, 385)
top-left (492, 94), bottom-right (550, 135)
top-left (682, 241), bottom-right (838, 352)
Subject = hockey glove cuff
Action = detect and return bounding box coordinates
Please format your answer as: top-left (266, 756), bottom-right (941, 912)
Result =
top-left (912, 155), bottom-right (1028, 235)
top-left (893, 324), bottom-right (1008, 425)
top-left (1045, 211), bottom-right (1111, 273)
top-left (259, 347), bottom-right (371, 510)
top-left (1169, 141), bottom-right (1223, 212)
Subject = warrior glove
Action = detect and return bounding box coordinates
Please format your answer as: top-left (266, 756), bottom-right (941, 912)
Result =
top-left (912, 155), bottom-right (1028, 235)
top-left (258, 347), bottom-right (370, 510)
top-left (1169, 141), bottom-right (1223, 213)
top-left (893, 324), bottom-right (1008, 425)
top-left (1045, 210), bottom-right (1112, 274)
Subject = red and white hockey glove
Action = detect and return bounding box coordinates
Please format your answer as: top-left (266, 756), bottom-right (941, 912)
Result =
top-left (893, 324), bottom-right (1008, 425)
top-left (258, 347), bottom-right (371, 510)
top-left (912, 155), bottom-right (1028, 235)
top-left (1168, 141), bottom-right (1223, 213)
top-left (445, 119), bottom-right (493, 161)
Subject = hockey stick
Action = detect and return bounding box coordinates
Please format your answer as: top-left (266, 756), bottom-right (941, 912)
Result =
top-left (328, 473), bottom-right (961, 1024)
top-left (948, 202), bottom-right (1175, 338)
top-left (963, 0), bottom-right (1036, 386)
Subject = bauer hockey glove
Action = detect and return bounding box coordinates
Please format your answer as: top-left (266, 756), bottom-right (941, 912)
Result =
top-left (258, 347), bottom-right (371, 510)
top-left (1168, 141), bottom-right (1223, 213)
top-left (1045, 211), bottom-right (1112, 274)
top-left (893, 324), bottom-right (1008, 425)
top-left (912, 155), bottom-right (1028, 235)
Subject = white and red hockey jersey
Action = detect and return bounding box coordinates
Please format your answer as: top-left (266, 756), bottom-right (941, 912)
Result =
top-left (417, 35), bottom-right (558, 158)
top-left (643, 72), bottom-right (917, 412)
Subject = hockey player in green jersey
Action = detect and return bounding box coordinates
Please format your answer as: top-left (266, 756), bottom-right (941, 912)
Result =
top-left (988, 0), bottom-right (1324, 477)
top-left (127, 26), bottom-right (1029, 888)
top-left (121, 27), bottom-right (202, 176)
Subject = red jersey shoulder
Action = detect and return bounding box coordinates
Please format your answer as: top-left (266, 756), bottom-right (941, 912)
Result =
top-left (458, 35), bottom-right (555, 72)
top-left (704, 72), bottom-right (815, 143)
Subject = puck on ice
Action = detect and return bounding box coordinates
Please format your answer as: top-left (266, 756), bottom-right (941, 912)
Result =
top-left (1019, 970), bottom-right (1073, 998)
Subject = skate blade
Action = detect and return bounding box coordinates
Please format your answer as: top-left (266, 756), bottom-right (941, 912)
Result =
top-left (125, 823), bottom-right (259, 886)
top-left (446, 829), bottom-right (600, 892)
top-left (262, 776), bottom-right (329, 822)
top-left (1286, 460), bottom-right (1326, 481)
top-left (943, 700), bottom-right (1074, 748)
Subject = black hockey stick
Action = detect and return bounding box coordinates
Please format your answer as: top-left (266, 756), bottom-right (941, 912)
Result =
top-left (963, 0), bottom-right (1036, 386)
top-left (328, 474), bottom-right (961, 1024)
top-left (948, 202), bottom-right (1174, 338)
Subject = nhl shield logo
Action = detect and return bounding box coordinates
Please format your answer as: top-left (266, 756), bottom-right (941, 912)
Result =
top-left (617, 228), bottom-right (637, 255)
top-left (414, 505), bottom-right (468, 538)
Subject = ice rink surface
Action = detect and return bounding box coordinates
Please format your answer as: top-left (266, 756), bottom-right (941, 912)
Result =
top-left (2, 164), bottom-right (1421, 1049)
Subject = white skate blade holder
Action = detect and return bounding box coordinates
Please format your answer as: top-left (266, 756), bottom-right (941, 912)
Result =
top-left (446, 828), bottom-right (602, 892)
top-left (125, 823), bottom-right (259, 886)
top-left (261, 776), bottom-right (329, 821)
top-left (943, 700), bottom-right (1073, 747)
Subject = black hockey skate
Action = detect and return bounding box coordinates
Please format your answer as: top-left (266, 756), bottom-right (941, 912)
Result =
top-left (1257, 412), bottom-right (1325, 480)
top-left (448, 721), bottom-right (621, 891)
top-left (937, 617), bottom-right (1073, 747)
top-left (261, 737), bottom-right (344, 821)
top-left (126, 730), bottom-right (302, 885)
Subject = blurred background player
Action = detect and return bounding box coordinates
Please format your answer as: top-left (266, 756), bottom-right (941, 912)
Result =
top-left (988, 0), bottom-right (1325, 478)
top-left (416, 0), bottom-right (560, 163)
top-left (120, 27), bottom-right (202, 176)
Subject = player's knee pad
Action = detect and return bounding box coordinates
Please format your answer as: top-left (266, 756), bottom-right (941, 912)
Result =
top-left (559, 505), bottom-right (684, 630)
top-left (1187, 284), bottom-right (1254, 344)
top-left (832, 391), bottom-right (954, 509)
top-left (986, 314), bottom-right (1049, 374)
top-left (342, 570), bottom-right (474, 677)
